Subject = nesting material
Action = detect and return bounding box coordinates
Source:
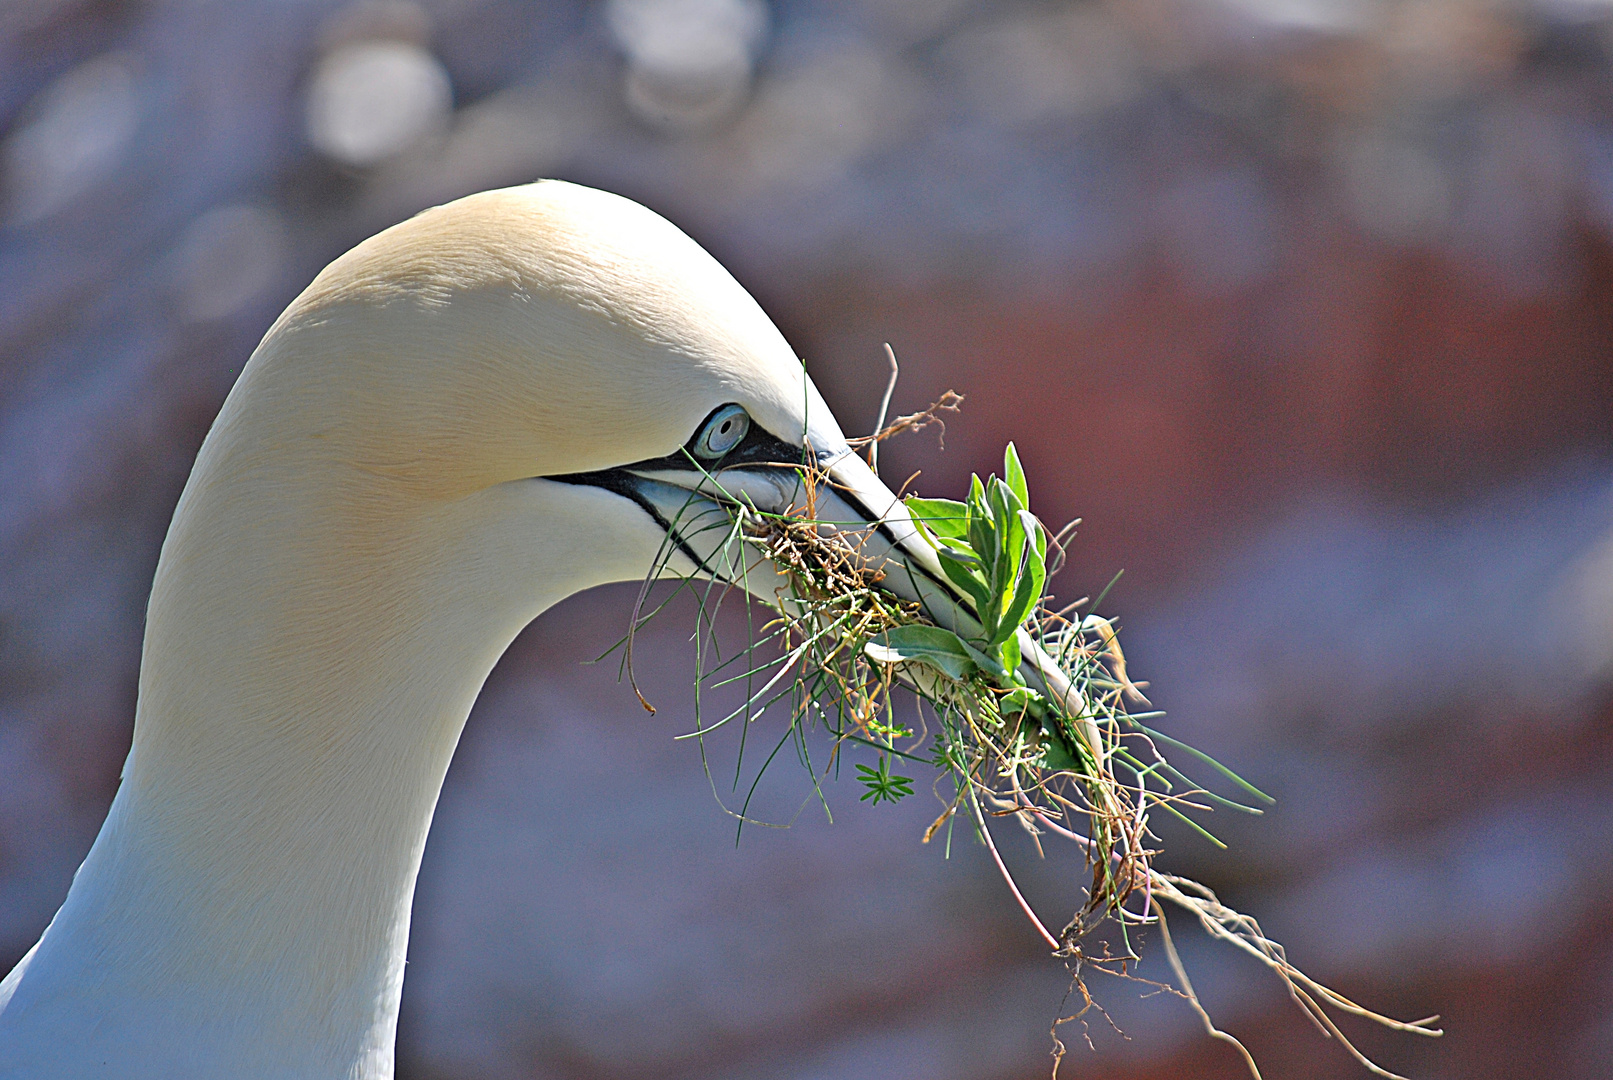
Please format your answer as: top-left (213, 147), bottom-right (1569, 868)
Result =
top-left (627, 400), bottom-right (1440, 1079)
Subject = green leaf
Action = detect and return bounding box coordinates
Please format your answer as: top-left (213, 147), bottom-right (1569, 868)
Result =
top-left (935, 543), bottom-right (982, 572)
top-left (1040, 741), bottom-right (1079, 771)
top-left (1037, 714), bottom-right (1080, 771)
top-left (967, 509), bottom-right (996, 584)
top-left (974, 484), bottom-right (1027, 646)
top-left (936, 550), bottom-right (991, 616)
top-left (866, 625), bottom-right (979, 680)
top-left (905, 497), bottom-right (969, 539)
top-left (855, 760), bottom-right (915, 805)
top-left (998, 514), bottom-right (1047, 643)
top-left (994, 482), bottom-right (1027, 634)
top-left (998, 629), bottom-right (1021, 673)
top-left (1022, 508), bottom-right (1047, 563)
top-left (978, 484), bottom-right (1005, 613)
top-left (867, 624), bottom-right (1013, 684)
top-left (1002, 480), bottom-right (1025, 552)
top-left (999, 576), bottom-right (1037, 644)
top-left (1000, 685), bottom-right (1044, 717)
top-left (1004, 442), bottom-right (1029, 507)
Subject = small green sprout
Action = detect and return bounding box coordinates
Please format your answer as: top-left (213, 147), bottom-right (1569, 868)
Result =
top-left (854, 758), bottom-right (915, 805)
top-left (904, 441), bottom-right (1046, 676)
top-left (866, 718), bottom-right (913, 741)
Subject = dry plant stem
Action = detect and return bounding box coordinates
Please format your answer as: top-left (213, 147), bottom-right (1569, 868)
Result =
top-left (624, 564), bottom-right (665, 714)
top-left (868, 343), bottom-right (899, 474)
top-left (1004, 770), bottom-right (1436, 1080)
top-left (1149, 876), bottom-right (1441, 1080)
top-left (1152, 875), bottom-right (1443, 1039)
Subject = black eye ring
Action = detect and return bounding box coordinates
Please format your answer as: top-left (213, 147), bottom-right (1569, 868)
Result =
top-left (693, 404), bottom-right (750, 460)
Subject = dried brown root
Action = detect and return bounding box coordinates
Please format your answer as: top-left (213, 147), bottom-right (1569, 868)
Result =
top-left (847, 387), bottom-right (964, 459)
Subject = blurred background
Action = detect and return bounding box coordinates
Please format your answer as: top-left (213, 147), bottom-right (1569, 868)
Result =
top-left (4, 0), bottom-right (1613, 1076)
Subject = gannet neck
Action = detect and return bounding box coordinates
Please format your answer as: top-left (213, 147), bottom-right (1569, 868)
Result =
top-left (0, 343), bottom-right (670, 1080)
top-left (0, 180), bottom-right (841, 1079)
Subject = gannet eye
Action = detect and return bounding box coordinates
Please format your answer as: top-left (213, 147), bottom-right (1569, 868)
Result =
top-left (693, 404), bottom-right (750, 460)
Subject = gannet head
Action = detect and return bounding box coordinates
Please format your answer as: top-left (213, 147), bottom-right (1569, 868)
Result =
top-left (259, 181), bottom-right (843, 492)
top-left (193, 179), bottom-right (954, 628)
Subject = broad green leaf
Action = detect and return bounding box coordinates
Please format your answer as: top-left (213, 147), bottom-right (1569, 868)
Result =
top-left (910, 515), bottom-right (942, 552)
top-left (935, 543), bottom-right (982, 572)
top-left (998, 629), bottom-right (1021, 673)
top-left (984, 481), bottom-right (1014, 614)
top-left (998, 515), bottom-right (1046, 642)
top-left (936, 550), bottom-right (991, 615)
top-left (997, 481), bottom-right (1026, 590)
top-left (967, 509), bottom-right (995, 583)
top-left (998, 572), bottom-right (1038, 646)
top-left (872, 621), bottom-right (1013, 683)
top-left (1012, 555), bottom-right (1047, 631)
top-left (1004, 442), bottom-right (1028, 507)
top-left (996, 472), bottom-right (1025, 517)
top-left (968, 637), bottom-right (1012, 681)
top-left (904, 497), bottom-right (969, 539)
top-left (973, 481), bottom-right (1025, 644)
top-left (1038, 735), bottom-right (1077, 770)
top-left (999, 685), bottom-right (1044, 717)
top-left (866, 625), bottom-right (979, 680)
top-left (1021, 509), bottom-right (1046, 562)
top-left (1040, 713), bottom-right (1088, 771)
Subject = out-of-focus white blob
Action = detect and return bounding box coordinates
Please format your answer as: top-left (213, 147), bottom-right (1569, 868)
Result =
top-left (729, 40), bottom-right (902, 191)
top-left (1212, 0), bottom-right (1383, 34)
top-left (167, 205), bottom-right (288, 322)
top-left (3, 54), bottom-right (141, 226)
top-left (606, 0), bottom-right (768, 132)
top-left (937, 9), bottom-right (1142, 127)
top-left (1336, 129), bottom-right (1452, 243)
top-left (306, 40), bottom-right (452, 167)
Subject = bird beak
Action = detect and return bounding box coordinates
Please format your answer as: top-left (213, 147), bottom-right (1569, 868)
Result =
top-left (606, 443), bottom-right (1089, 716)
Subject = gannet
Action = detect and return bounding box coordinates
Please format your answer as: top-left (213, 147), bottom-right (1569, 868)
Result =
top-left (0, 181), bottom-right (997, 1078)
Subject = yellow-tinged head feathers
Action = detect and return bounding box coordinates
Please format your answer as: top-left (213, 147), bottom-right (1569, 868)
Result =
top-left (225, 180), bottom-right (838, 496)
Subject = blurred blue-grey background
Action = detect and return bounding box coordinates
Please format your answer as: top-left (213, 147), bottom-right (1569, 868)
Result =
top-left (4, 0), bottom-right (1613, 1076)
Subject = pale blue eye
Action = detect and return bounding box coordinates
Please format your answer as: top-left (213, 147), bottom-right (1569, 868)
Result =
top-left (694, 404), bottom-right (750, 459)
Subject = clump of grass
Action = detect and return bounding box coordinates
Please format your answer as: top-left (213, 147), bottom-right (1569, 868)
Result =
top-left (624, 392), bottom-right (1441, 1079)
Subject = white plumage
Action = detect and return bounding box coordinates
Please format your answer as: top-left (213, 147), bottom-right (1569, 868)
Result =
top-left (0, 181), bottom-right (926, 1078)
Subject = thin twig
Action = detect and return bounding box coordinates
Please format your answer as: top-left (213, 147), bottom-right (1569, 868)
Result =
top-left (970, 791), bottom-right (1061, 950)
top-left (870, 343), bottom-right (899, 474)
